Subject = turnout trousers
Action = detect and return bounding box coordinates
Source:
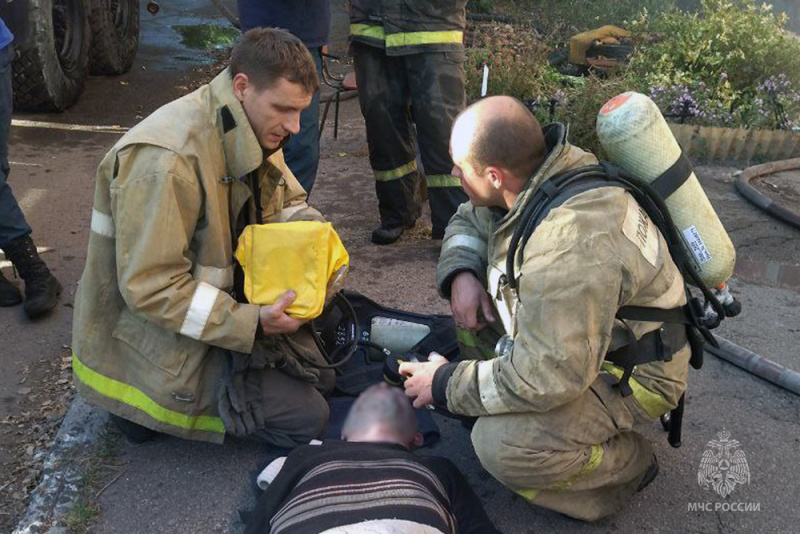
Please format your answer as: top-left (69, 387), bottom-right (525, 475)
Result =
top-left (458, 325), bottom-right (680, 521)
top-left (352, 43), bottom-right (468, 237)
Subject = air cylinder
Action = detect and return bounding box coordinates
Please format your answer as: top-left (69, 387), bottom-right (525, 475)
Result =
top-left (596, 91), bottom-right (735, 287)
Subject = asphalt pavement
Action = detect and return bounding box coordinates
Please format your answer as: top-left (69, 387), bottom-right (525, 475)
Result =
top-left (4, 0), bottom-right (800, 532)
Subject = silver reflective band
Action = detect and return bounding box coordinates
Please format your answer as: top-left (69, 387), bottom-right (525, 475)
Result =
top-left (193, 264), bottom-right (234, 290)
top-left (180, 282), bottom-right (220, 340)
top-left (477, 360), bottom-right (510, 413)
top-left (90, 209), bottom-right (115, 237)
top-left (441, 234), bottom-right (488, 258)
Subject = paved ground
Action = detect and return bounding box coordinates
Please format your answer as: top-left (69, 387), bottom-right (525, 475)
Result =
top-left (4, 0), bottom-right (800, 532)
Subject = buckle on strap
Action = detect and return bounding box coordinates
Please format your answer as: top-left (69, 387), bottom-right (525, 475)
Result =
top-left (605, 322), bottom-right (688, 397)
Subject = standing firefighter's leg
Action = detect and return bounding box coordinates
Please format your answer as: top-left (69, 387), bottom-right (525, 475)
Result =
top-left (471, 373), bottom-right (655, 521)
top-left (408, 51), bottom-right (468, 239)
top-left (352, 44), bottom-right (421, 244)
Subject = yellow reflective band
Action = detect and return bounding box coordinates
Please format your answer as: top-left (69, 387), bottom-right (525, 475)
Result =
top-left (373, 160), bottom-right (417, 182)
top-left (517, 488), bottom-right (540, 501)
top-left (581, 444), bottom-right (604, 476)
top-left (550, 443), bottom-right (605, 491)
top-left (426, 174), bottom-right (462, 188)
top-left (601, 362), bottom-right (674, 418)
top-left (386, 30), bottom-right (463, 48)
top-left (518, 443), bottom-right (604, 500)
top-left (73, 353), bottom-right (225, 434)
top-left (350, 23), bottom-right (385, 41)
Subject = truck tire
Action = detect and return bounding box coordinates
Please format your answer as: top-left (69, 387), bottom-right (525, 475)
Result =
top-left (12, 0), bottom-right (91, 111)
top-left (89, 0), bottom-right (139, 75)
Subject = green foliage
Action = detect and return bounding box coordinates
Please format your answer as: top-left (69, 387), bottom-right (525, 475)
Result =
top-left (630, 0), bottom-right (800, 89)
top-left (464, 47), bottom-right (563, 103)
top-left (536, 0), bottom-right (676, 34)
top-left (628, 0), bottom-right (800, 129)
top-left (551, 75), bottom-right (637, 157)
top-left (466, 0), bottom-right (800, 133)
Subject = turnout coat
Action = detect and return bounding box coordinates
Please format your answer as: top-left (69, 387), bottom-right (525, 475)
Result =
top-left (72, 70), bottom-right (320, 443)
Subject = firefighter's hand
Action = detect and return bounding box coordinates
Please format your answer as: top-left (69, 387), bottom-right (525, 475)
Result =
top-left (451, 271), bottom-right (495, 331)
top-left (259, 291), bottom-right (305, 335)
top-left (400, 353), bottom-right (449, 408)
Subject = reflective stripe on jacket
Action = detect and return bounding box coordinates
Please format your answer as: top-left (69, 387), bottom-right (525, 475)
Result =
top-left (436, 124), bottom-right (689, 419)
top-left (349, 0), bottom-right (467, 55)
top-left (72, 70), bottom-right (322, 443)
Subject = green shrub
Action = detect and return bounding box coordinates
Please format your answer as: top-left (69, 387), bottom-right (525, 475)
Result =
top-left (628, 0), bottom-right (800, 128)
top-left (466, 0), bottom-right (800, 132)
top-left (492, 0), bottom-right (677, 37)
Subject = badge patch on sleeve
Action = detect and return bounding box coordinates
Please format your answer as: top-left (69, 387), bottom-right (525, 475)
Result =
top-left (621, 195), bottom-right (659, 267)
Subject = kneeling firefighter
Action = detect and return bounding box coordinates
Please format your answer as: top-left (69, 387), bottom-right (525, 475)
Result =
top-left (400, 94), bottom-right (737, 521)
top-left (72, 30), bottom-right (352, 447)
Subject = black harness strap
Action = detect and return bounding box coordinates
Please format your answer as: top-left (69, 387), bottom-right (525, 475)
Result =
top-left (650, 151), bottom-right (693, 199)
top-left (505, 162), bottom-right (724, 396)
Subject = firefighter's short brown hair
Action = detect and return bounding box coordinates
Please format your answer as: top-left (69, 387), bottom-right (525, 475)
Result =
top-left (230, 28), bottom-right (319, 95)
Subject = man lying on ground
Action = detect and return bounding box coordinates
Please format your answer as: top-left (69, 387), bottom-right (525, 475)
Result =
top-left (246, 383), bottom-right (501, 534)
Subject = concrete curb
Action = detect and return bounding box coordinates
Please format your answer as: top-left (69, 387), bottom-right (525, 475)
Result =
top-left (13, 395), bottom-right (108, 534)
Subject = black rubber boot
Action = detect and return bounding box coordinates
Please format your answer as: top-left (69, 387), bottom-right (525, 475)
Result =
top-left (4, 235), bottom-right (62, 318)
top-left (636, 455), bottom-right (659, 492)
top-left (110, 414), bottom-right (157, 444)
top-left (370, 224), bottom-right (408, 245)
top-left (0, 269), bottom-right (22, 306)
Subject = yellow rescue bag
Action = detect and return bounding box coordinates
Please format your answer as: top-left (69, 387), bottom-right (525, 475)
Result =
top-left (234, 221), bottom-right (349, 320)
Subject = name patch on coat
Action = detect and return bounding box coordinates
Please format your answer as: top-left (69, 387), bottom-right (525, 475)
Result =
top-left (621, 196), bottom-right (659, 268)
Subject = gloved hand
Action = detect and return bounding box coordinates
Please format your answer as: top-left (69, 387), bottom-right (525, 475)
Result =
top-left (218, 351), bottom-right (267, 437)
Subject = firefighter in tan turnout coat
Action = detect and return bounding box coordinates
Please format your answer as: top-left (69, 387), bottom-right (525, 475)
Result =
top-left (72, 29), bottom-right (334, 446)
top-left (401, 96), bottom-right (691, 521)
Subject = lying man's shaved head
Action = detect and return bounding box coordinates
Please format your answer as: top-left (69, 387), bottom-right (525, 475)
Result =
top-left (342, 383), bottom-right (420, 448)
top-left (452, 96), bottom-right (546, 180)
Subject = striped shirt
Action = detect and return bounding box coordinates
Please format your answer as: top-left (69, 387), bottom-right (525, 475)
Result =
top-left (245, 441), bottom-right (500, 534)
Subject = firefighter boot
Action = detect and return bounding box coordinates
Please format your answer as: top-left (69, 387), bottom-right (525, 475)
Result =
top-left (0, 269), bottom-right (22, 306)
top-left (4, 235), bottom-right (62, 318)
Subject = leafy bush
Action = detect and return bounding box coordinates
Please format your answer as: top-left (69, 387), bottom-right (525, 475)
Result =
top-left (628, 0), bottom-right (800, 128)
top-left (466, 0), bottom-right (800, 135)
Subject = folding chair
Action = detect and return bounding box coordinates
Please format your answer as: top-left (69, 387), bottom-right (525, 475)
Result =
top-left (318, 52), bottom-right (358, 140)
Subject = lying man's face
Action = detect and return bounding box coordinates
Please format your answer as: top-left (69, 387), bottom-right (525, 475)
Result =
top-left (236, 74), bottom-right (313, 151)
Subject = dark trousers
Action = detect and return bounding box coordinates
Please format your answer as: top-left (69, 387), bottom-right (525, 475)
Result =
top-left (0, 44), bottom-right (31, 250)
top-left (352, 43), bottom-right (468, 235)
top-left (283, 47), bottom-right (322, 196)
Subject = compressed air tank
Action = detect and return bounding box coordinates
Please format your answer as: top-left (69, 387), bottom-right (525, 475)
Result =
top-left (596, 91), bottom-right (735, 287)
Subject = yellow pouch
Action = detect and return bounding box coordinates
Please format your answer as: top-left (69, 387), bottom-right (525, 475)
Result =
top-left (234, 221), bottom-right (349, 320)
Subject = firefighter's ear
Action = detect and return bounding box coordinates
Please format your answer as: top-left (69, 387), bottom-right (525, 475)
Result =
top-left (486, 166), bottom-right (503, 189)
top-left (232, 72), bottom-right (251, 101)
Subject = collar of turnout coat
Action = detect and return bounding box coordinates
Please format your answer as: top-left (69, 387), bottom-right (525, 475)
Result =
top-left (208, 69), bottom-right (268, 180)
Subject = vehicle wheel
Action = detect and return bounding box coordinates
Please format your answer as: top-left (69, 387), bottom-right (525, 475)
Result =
top-left (12, 0), bottom-right (91, 111)
top-left (89, 0), bottom-right (139, 75)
